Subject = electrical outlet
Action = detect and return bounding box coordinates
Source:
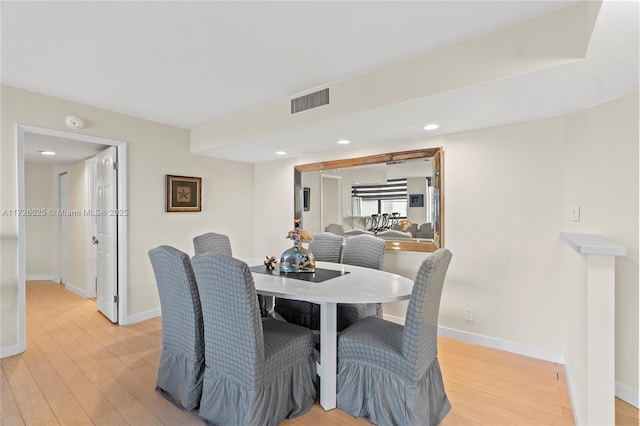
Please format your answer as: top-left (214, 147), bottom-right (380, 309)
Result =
top-left (464, 307), bottom-right (473, 322)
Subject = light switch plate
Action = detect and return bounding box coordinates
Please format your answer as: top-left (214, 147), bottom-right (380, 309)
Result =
top-left (571, 205), bottom-right (581, 222)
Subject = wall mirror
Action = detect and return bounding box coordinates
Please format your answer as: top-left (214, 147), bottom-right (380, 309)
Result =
top-left (294, 147), bottom-right (443, 252)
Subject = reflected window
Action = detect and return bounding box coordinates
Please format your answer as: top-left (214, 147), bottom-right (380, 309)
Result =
top-left (353, 178), bottom-right (413, 218)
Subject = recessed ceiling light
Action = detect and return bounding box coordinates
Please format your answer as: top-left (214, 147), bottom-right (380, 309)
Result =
top-left (39, 150), bottom-right (56, 156)
top-left (275, 151), bottom-right (287, 155)
top-left (423, 123), bottom-right (440, 131)
top-left (337, 139), bottom-right (351, 145)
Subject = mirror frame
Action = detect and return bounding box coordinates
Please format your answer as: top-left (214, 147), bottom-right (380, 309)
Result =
top-left (294, 147), bottom-right (444, 253)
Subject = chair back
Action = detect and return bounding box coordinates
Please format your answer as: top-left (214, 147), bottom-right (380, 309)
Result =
top-left (342, 234), bottom-right (385, 270)
top-left (416, 223), bottom-right (434, 239)
top-left (375, 230), bottom-right (413, 241)
top-left (148, 246), bottom-right (204, 366)
top-left (193, 232), bottom-right (233, 256)
top-left (309, 232), bottom-right (344, 263)
top-left (402, 248), bottom-right (452, 381)
top-left (191, 252), bottom-right (264, 387)
top-left (324, 223), bottom-right (345, 235)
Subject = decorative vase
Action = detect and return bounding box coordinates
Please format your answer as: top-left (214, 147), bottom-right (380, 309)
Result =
top-left (280, 241), bottom-right (316, 273)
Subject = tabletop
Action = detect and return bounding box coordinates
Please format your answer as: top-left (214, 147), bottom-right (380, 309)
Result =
top-left (243, 259), bottom-right (414, 304)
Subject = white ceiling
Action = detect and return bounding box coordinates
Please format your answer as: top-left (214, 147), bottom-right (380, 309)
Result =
top-left (23, 133), bottom-right (108, 165)
top-left (2, 1), bottom-right (638, 165)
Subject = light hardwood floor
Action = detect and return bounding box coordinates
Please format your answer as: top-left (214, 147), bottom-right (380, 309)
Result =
top-left (1, 280), bottom-right (637, 425)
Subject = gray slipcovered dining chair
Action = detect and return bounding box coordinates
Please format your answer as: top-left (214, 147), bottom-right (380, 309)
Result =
top-left (148, 245), bottom-right (204, 410)
top-left (193, 232), bottom-right (232, 256)
top-left (309, 232), bottom-right (344, 263)
top-left (338, 234), bottom-right (386, 330)
top-left (191, 253), bottom-right (317, 425)
top-left (193, 231), bottom-right (268, 317)
top-left (274, 232), bottom-right (344, 330)
top-left (337, 248), bottom-right (453, 425)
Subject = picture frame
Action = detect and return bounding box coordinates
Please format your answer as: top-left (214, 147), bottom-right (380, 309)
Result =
top-left (303, 187), bottom-right (311, 211)
top-left (409, 193), bottom-right (424, 208)
top-left (166, 175), bottom-right (202, 212)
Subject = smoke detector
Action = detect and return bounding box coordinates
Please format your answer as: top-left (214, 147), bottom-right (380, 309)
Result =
top-left (65, 114), bottom-right (85, 129)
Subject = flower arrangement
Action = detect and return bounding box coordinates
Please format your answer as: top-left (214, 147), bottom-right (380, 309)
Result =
top-left (281, 220), bottom-right (315, 272)
top-left (399, 218), bottom-right (413, 231)
top-left (286, 221), bottom-right (313, 243)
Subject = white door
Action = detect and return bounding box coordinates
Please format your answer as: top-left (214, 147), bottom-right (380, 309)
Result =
top-left (96, 146), bottom-right (118, 322)
top-left (60, 173), bottom-right (69, 284)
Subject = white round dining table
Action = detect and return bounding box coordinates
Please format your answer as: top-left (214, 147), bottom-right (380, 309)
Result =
top-left (243, 259), bottom-right (414, 411)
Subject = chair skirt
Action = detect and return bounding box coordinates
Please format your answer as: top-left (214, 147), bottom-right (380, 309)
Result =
top-left (156, 349), bottom-right (204, 411)
top-left (337, 357), bottom-right (451, 426)
top-left (199, 356), bottom-right (316, 426)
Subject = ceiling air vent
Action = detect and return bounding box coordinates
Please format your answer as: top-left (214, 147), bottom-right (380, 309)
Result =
top-left (291, 88), bottom-right (329, 114)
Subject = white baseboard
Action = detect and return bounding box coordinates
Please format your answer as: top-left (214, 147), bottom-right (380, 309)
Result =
top-left (382, 317), bottom-right (566, 364)
top-left (0, 342), bottom-right (26, 358)
top-left (126, 308), bottom-right (160, 325)
top-left (64, 283), bottom-right (89, 299)
top-left (383, 314), bottom-right (405, 325)
top-left (616, 381), bottom-right (639, 409)
top-left (437, 326), bottom-right (566, 364)
top-left (26, 275), bottom-right (60, 282)
top-left (564, 359), bottom-right (584, 425)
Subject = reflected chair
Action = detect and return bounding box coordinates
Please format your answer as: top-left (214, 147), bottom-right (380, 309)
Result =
top-left (388, 212), bottom-right (400, 228)
top-left (376, 229), bottom-right (413, 241)
top-left (193, 232), bottom-right (232, 256)
top-left (324, 223), bottom-right (345, 235)
top-left (338, 234), bottom-right (386, 330)
top-left (274, 232), bottom-right (344, 330)
top-left (193, 231), bottom-right (268, 317)
top-left (191, 253), bottom-right (317, 425)
top-left (343, 228), bottom-right (375, 237)
top-left (368, 214), bottom-right (380, 231)
top-left (337, 248), bottom-right (453, 425)
top-left (416, 223), bottom-right (434, 239)
top-left (148, 245), bottom-right (204, 410)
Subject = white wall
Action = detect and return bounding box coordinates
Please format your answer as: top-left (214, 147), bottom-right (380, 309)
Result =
top-left (65, 161), bottom-right (88, 294)
top-left (24, 163), bottom-right (56, 278)
top-left (253, 92), bottom-right (639, 403)
top-left (256, 117), bottom-right (567, 353)
top-left (1, 85), bottom-right (255, 350)
top-left (562, 92), bottom-right (639, 413)
top-left (301, 172), bottom-right (321, 234)
top-left (406, 177), bottom-right (427, 225)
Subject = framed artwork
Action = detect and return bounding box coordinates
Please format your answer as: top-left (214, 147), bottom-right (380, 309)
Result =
top-left (303, 187), bottom-right (311, 211)
top-left (409, 194), bottom-right (424, 208)
top-left (166, 175), bottom-right (202, 212)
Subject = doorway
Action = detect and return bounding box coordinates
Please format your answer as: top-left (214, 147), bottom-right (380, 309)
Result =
top-left (16, 124), bottom-right (128, 351)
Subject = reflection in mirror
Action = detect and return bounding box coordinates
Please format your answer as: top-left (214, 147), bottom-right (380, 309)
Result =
top-left (294, 147), bottom-right (443, 252)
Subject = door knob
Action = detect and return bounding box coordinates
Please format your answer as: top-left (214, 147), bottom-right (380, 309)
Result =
top-left (92, 236), bottom-right (99, 245)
